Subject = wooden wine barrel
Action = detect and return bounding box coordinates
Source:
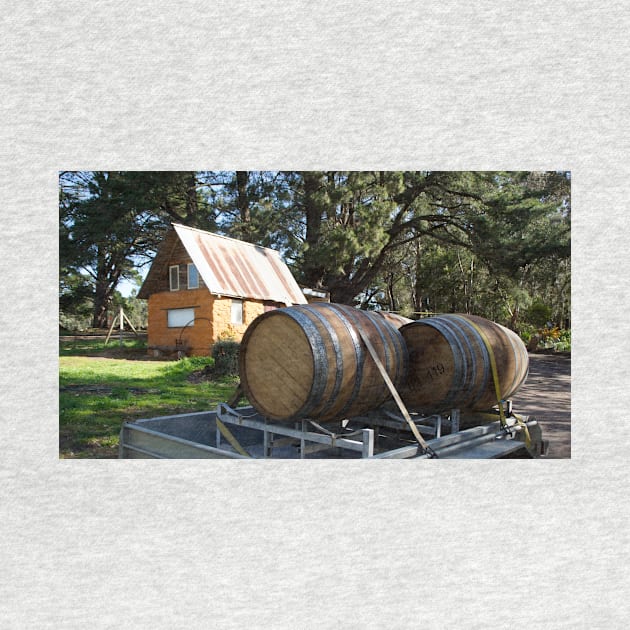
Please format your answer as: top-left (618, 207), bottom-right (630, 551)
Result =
top-left (239, 303), bottom-right (408, 422)
top-left (400, 314), bottom-right (529, 412)
top-left (375, 312), bottom-right (413, 329)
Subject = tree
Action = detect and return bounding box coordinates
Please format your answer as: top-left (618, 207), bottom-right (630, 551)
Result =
top-left (60, 172), bottom-right (170, 327)
top-left (131, 171), bottom-right (221, 230)
top-left (278, 171), bottom-right (404, 302)
top-left (59, 170), bottom-right (570, 331)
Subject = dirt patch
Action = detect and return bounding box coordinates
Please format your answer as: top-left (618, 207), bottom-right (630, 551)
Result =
top-left (511, 352), bottom-right (571, 458)
top-left (187, 365), bottom-right (217, 383)
top-left (60, 385), bottom-right (161, 395)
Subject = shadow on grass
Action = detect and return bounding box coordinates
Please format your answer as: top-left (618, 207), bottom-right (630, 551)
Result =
top-left (59, 347), bottom-right (241, 459)
top-left (59, 337), bottom-right (158, 360)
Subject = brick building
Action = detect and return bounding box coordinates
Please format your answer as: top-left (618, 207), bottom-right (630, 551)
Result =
top-left (138, 224), bottom-right (308, 356)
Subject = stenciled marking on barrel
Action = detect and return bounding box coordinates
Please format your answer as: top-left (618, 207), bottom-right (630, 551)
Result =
top-left (420, 316), bottom-right (471, 409)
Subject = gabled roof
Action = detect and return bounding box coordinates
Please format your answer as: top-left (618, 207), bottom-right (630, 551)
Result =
top-left (138, 224), bottom-right (307, 306)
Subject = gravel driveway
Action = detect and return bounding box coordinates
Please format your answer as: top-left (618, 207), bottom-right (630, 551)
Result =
top-left (510, 352), bottom-right (571, 458)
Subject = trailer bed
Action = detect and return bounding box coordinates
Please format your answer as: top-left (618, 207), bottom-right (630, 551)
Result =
top-left (119, 405), bottom-right (546, 459)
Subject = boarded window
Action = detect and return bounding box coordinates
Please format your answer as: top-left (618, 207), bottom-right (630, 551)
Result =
top-left (231, 299), bottom-right (243, 325)
top-left (169, 265), bottom-right (179, 291)
top-left (167, 308), bottom-right (195, 328)
top-left (187, 263), bottom-right (199, 289)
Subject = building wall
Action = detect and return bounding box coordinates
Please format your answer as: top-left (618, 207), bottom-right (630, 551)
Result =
top-left (211, 295), bottom-right (265, 345)
top-left (147, 288), bottom-right (214, 356)
top-left (147, 290), bottom-right (268, 356)
top-left (164, 241), bottom-right (208, 293)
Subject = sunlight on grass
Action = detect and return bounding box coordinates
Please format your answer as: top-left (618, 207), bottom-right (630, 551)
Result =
top-left (59, 348), bottom-right (239, 459)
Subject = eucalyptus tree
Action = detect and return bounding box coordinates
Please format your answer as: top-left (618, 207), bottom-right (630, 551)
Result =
top-left (59, 169), bottom-right (570, 330)
top-left (60, 171), bottom-right (188, 327)
top-left (291, 170), bottom-right (569, 324)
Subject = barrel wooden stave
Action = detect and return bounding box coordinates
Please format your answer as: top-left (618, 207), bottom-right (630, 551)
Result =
top-left (400, 314), bottom-right (529, 413)
top-left (239, 303), bottom-right (408, 422)
top-left (375, 312), bottom-right (414, 329)
top-left (240, 314), bottom-right (314, 419)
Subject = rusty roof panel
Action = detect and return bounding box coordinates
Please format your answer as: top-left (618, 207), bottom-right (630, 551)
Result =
top-left (173, 224), bottom-right (307, 305)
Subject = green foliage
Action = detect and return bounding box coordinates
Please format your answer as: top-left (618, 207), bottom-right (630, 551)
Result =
top-left (166, 355), bottom-right (215, 377)
top-left (539, 326), bottom-right (571, 351)
top-left (554, 329), bottom-right (571, 352)
top-left (211, 339), bottom-right (240, 378)
top-left (59, 311), bottom-right (92, 333)
top-left (59, 343), bottom-right (235, 458)
top-left (111, 290), bottom-right (148, 330)
top-left (60, 170), bottom-right (570, 331)
top-left (518, 323), bottom-right (536, 344)
top-left (58, 337), bottom-right (147, 356)
top-left (59, 269), bottom-right (93, 310)
top-left (519, 326), bottom-right (571, 352)
top-left (526, 300), bottom-right (553, 327)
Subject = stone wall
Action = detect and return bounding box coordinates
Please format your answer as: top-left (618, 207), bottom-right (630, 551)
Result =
top-left (147, 290), bottom-right (267, 356)
top-left (211, 295), bottom-right (265, 345)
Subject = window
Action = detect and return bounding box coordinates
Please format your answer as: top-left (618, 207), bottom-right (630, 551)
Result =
top-left (187, 263), bottom-right (199, 289)
top-left (169, 265), bottom-right (179, 291)
top-left (167, 308), bottom-right (195, 328)
top-left (231, 299), bottom-right (243, 325)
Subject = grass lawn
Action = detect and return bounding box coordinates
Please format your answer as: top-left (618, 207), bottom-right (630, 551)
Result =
top-left (59, 338), bottom-right (241, 458)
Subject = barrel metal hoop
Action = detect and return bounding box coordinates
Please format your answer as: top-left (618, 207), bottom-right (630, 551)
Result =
top-left (318, 304), bottom-right (365, 418)
top-left (442, 316), bottom-right (478, 407)
top-left (503, 325), bottom-right (527, 399)
top-left (366, 311), bottom-right (407, 386)
top-left (362, 311), bottom-right (392, 375)
top-left (283, 308), bottom-right (329, 418)
top-left (505, 329), bottom-right (519, 397)
top-left (420, 316), bottom-right (470, 409)
top-left (448, 315), bottom-right (491, 408)
top-left (304, 306), bottom-right (345, 418)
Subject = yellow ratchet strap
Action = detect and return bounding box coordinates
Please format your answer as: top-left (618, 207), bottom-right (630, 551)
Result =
top-left (216, 417), bottom-right (251, 457)
top-left (512, 413), bottom-right (532, 449)
top-left (464, 318), bottom-right (507, 428)
top-left (466, 318), bottom-right (532, 448)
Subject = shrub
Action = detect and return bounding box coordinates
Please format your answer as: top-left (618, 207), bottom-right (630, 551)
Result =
top-left (526, 300), bottom-right (553, 328)
top-left (212, 340), bottom-right (240, 378)
top-left (164, 356), bottom-right (215, 379)
top-left (538, 327), bottom-right (571, 352)
top-left (518, 323), bottom-right (536, 344)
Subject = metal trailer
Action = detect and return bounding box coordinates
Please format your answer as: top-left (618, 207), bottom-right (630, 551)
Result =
top-left (119, 404), bottom-right (547, 459)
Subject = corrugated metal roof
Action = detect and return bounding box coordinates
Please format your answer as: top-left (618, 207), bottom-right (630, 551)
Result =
top-left (173, 224), bottom-right (307, 305)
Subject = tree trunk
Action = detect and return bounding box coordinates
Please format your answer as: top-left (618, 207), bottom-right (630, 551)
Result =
top-left (185, 172), bottom-right (199, 226)
top-left (91, 247), bottom-right (121, 328)
top-left (414, 240), bottom-right (423, 313)
top-left (92, 274), bottom-right (110, 328)
top-left (301, 171), bottom-right (326, 288)
top-left (386, 273), bottom-right (397, 311)
top-left (510, 304), bottom-right (520, 331)
top-left (235, 171), bottom-right (252, 241)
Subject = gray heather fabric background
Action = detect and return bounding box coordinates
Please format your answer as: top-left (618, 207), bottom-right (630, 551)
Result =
top-left (1, 1), bottom-right (628, 627)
